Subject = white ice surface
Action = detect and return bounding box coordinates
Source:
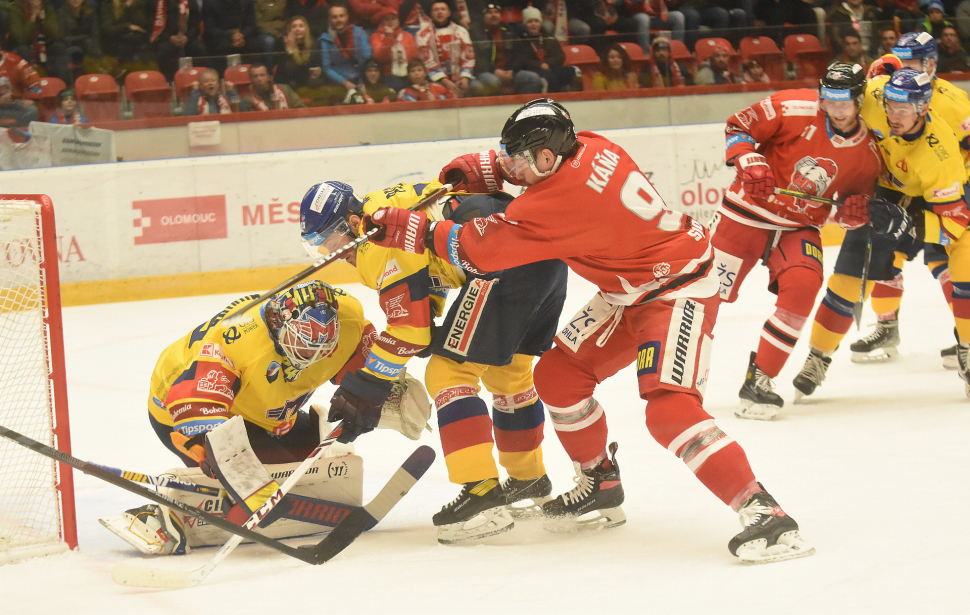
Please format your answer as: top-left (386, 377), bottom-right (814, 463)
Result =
top-left (3, 246), bottom-right (968, 614)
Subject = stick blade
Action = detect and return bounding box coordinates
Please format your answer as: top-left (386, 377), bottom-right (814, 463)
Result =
top-left (853, 301), bottom-right (863, 330)
top-left (112, 562), bottom-right (203, 589)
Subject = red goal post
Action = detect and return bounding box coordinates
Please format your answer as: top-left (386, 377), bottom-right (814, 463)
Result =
top-left (0, 194), bottom-right (78, 564)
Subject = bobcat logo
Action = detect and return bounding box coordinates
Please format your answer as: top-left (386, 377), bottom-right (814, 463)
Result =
top-left (788, 156), bottom-right (838, 214)
top-left (197, 369), bottom-right (234, 399)
top-left (385, 293), bottom-right (409, 319)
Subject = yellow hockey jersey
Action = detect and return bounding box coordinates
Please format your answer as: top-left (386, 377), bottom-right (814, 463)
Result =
top-left (148, 287), bottom-right (375, 436)
top-left (353, 180), bottom-right (467, 382)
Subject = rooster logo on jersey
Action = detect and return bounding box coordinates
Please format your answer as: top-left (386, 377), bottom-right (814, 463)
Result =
top-left (788, 156), bottom-right (838, 214)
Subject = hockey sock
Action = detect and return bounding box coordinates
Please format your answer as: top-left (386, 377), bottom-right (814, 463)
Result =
top-left (645, 389), bottom-right (756, 505)
top-left (547, 398), bottom-right (609, 469)
top-left (754, 267), bottom-right (820, 378)
top-left (928, 261), bottom-right (954, 311)
top-left (492, 388), bottom-right (546, 480)
top-left (435, 386), bottom-right (499, 484)
top-left (810, 273), bottom-right (874, 354)
top-left (870, 274), bottom-right (903, 318)
top-left (952, 281), bottom-right (970, 343)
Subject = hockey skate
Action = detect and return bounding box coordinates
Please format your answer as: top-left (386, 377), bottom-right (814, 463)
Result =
top-left (957, 343), bottom-right (970, 398)
top-left (542, 442), bottom-right (626, 532)
top-left (849, 318), bottom-right (899, 363)
top-left (736, 352), bottom-right (783, 420)
top-left (100, 504), bottom-right (188, 555)
top-left (792, 349), bottom-right (832, 402)
top-left (502, 474), bottom-right (553, 519)
top-left (729, 486), bottom-right (814, 564)
top-left (941, 328), bottom-right (959, 371)
top-left (433, 478), bottom-right (514, 545)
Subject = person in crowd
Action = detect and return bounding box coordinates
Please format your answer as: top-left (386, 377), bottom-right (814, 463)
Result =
top-left (48, 88), bottom-right (89, 123)
top-left (9, 0), bottom-right (71, 83)
top-left (397, 56), bottom-right (454, 100)
top-left (320, 1), bottom-right (374, 103)
top-left (832, 31), bottom-right (872, 73)
top-left (623, 0), bottom-right (685, 51)
top-left (671, 0), bottom-right (746, 49)
top-left (287, 0), bottom-right (331, 36)
top-left (740, 57), bottom-right (769, 82)
top-left (509, 6), bottom-right (576, 92)
top-left (640, 36), bottom-right (691, 86)
top-left (0, 50), bottom-right (41, 128)
top-left (352, 57), bottom-right (398, 102)
top-left (254, 0), bottom-right (288, 69)
top-left (370, 8), bottom-right (418, 92)
top-left (694, 41), bottom-right (738, 84)
top-left (183, 67), bottom-right (238, 114)
top-left (592, 42), bottom-right (638, 89)
top-left (938, 24), bottom-right (970, 72)
top-left (888, 0), bottom-right (923, 34)
top-left (274, 14), bottom-right (328, 104)
top-left (149, 0), bottom-right (207, 81)
top-left (240, 62), bottom-right (305, 109)
top-left (58, 0), bottom-right (105, 79)
top-left (100, 0), bottom-right (154, 66)
top-left (415, 0), bottom-right (475, 98)
top-left (348, 0), bottom-right (399, 27)
top-left (202, 0), bottom-right (261, 67)
top-left (827, 0), bottom-right (880, 58)
top-left (470, 3), bottom-right (543, 96)
top-left (921, 1), bottom-right (955, 40)
top-left (875, 25), bottom-right (899, 58)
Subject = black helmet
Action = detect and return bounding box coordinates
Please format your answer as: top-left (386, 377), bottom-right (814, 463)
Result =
top-left (500, 98), bottom-right (578, 161)
top-left (819, 62), bottom-right (866, 107)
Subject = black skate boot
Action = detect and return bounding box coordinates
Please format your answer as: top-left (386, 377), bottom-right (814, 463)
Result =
top-left (957, 342), bottom-right (970, 398)
top-left (433, 478), bottom-right (514, 544)
top-left (502, 474), bottom-right (553, 518)
top-left (542, 442), bottom-right (626, 532)
top-left (849, 318), bottom-right (899, 363)
top-left (941, 327), bottom-right (959, 371)
top-left (728, 485), bottom-right (815, 564)
top-left (792, 348), bottom-right (832, 401)
top-left (736, 352), bottom-right (783, 421)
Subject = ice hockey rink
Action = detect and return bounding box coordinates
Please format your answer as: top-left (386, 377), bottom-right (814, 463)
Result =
top-left (3, 246), bottom-right (968, 615)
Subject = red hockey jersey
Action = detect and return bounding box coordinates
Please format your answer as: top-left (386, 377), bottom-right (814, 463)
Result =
top-left (443, 132), bottom-right (717, 305)
top-left (723, 88), bottom-right (884, 229)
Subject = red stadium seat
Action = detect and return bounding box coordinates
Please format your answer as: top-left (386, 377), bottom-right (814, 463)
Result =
top-left (740, 36), bottom-right (785, 81)
top-left (174, 67), bottom-right (204, 101)
top-left (561, 44), bottom-right (600, 90)
top-left (617, 41), bottom-right (650, 74)
top-left (223, 64), bottom-right (252, 98)
top-left (27, 77), bottom-right (66, 122)
top-left (74, 74), bottom-right (121, 122)
top-left (784, 34), bottom-right (830, 80)
top-left (125, 70), bottom-right (172, 119)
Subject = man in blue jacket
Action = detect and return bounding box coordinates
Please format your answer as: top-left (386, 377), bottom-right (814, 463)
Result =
top-left (320, 1), bottom-right (373, 104)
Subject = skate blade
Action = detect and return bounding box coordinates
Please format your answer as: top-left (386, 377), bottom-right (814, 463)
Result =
top-left (736, 530), bottom-right (816, 565)
top-left (943, 356), bottom-right (959, 371)
top-left (850, 347), bottom-right (899, 364)
top-left (792, 390), bottom-right (807, 404)
top-left (735, 400), bottom-right (778, 421)
top-left (436, 507), bottom-right (514, 545)
top-left (507, 496), bottom-right (553, 519)
top-left (542, 506), bottom-right (626, 533)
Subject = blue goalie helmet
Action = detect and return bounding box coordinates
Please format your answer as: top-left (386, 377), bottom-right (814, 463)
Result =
top-left (299, 181), bottom-right (364, 257)
top-left (264, 281), bottom-right (340, 370)
top-left (883, 68), bottom-right (934, 114)
top-left (892, 32), bottom-right (938, 75)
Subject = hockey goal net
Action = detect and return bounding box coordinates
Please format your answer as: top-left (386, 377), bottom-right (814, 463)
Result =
top-left (0, 195), bottom-right (77, 564)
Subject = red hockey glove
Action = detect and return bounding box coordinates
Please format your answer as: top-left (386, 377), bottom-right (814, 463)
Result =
top-left (866, 54), bottom-right (902, 80)
top-left (439, 151), bottom-right (506, 193)
top-left (835, 195), bottom-right (870, 230)
top-left (735, 153), bottom-right (775, 200)
top-left (364, 207), bottom-right (431, 254)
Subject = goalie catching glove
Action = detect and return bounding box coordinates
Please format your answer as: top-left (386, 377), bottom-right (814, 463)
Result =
top-left (734, 153), bottom-right (775, 200)
top-left (329, 368), bottom-right (432, 442)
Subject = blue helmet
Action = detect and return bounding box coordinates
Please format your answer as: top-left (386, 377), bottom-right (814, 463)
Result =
top-left (892, 32), bottom-right (938, 75)
top-left (299, 181), bottom-right (364, 256)
top-left (883, 68), bottom-right (934, 114)
top-left (264, 281), bottom-right (340, 370)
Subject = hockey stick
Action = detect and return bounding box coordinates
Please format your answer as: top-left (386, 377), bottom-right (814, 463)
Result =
top-left (773, 187), bottom-right (841, 207)
top-left (854, 224), bottom-right (873, 330)
top-left (0, 423), bottom-right (434, 572)
top-left (222, 182), bottom-right (453, 328)
top-left (92, 464), bottom-right (223, 496)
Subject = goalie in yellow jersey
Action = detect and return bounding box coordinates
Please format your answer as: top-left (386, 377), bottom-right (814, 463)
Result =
top-left (300, 180), bottom-right (569, 544)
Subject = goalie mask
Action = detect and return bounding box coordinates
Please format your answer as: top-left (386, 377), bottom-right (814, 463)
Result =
top-left (264, 281), bottom-right (340, 370)
top-left (300, 181), bottom-right (364, 258)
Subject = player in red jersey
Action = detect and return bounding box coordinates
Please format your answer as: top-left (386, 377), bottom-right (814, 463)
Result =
top-left (713, 63), bottom-right (885, 420)
top-left (363, 99), bottom-right (815, 564)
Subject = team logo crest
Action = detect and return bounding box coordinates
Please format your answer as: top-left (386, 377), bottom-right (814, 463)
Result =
top-left (266, 360), bottom-right (281, 383)
top-left (788, 156), bottom-right (838, 214)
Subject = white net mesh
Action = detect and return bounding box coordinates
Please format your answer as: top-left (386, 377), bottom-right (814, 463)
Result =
top-left (0, 198), bottom-right (68, 563)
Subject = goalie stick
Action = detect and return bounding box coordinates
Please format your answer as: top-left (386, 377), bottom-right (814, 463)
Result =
top-left (0, 423), bottom-right (434, 576)
top-left (92, 464), bottom-right (223, 496)
top-left (222, 182), bottom-right (454, 327)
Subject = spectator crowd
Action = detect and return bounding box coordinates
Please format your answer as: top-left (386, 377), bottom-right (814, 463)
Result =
top-left (3, 0), bottom-right (970, 126)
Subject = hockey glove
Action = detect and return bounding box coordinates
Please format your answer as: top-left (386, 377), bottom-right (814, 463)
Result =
top-left (365, 207), bottom-right (431, 254)
top-left (835, 195), bottom-right (870, 230)
top-left (866, 54), bottom-right (902, 80)
top-left (868, 198), bottom-right (911, 240)
top-left (930, 200), bottom-right (970, 231)
top-left (439, 151), bottom-right (506, 193)
top-left (735, 153), bottom-right (775, 200)
top-left (329, 369), bottom-right (395, 443)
